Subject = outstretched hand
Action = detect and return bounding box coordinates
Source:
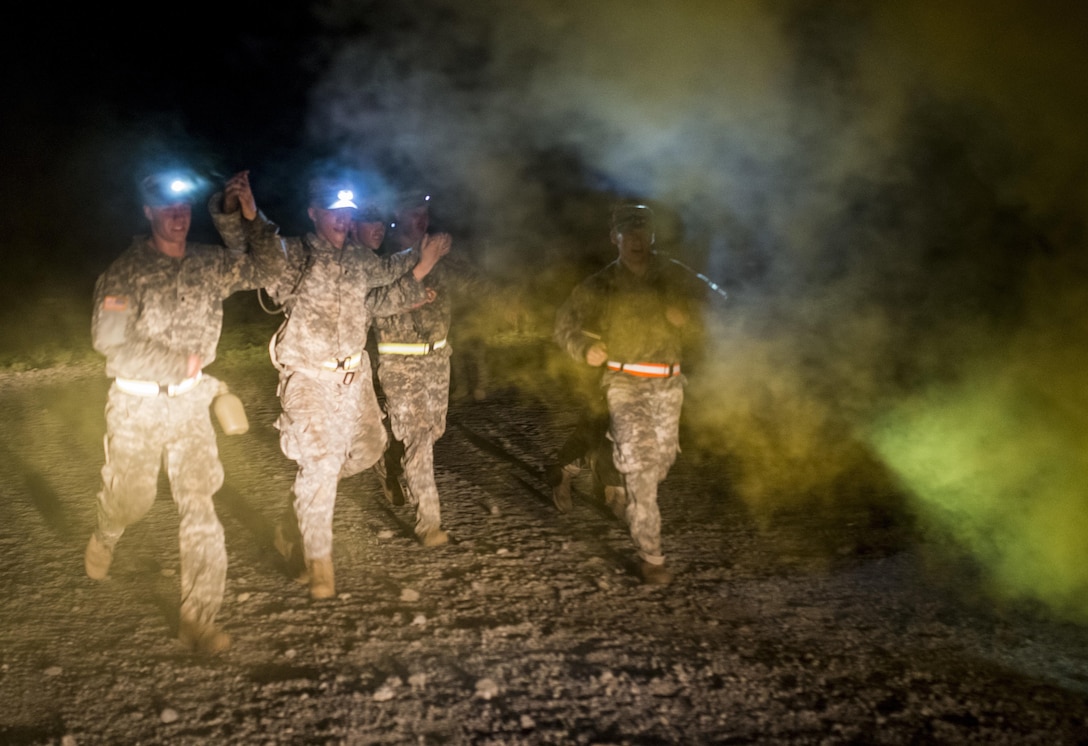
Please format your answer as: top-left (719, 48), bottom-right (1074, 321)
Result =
top-left (223, 171), bottom-right (258, 221)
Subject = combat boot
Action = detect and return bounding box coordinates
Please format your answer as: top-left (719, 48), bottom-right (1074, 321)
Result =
top-left (604, 485), bottom-right (627, 522)
top-left (639, 560), bottom-right (673, 586)
top-left (307, 557), bottom-right (336, 600)
top-left (546, 463), bottom-right (575, 513)
top-left (419, 527), bottom-right (449, 547)
top-left (178, 617), bottom-right (232, 654)
top-left (372, 459), bottom-right (405, 506)
top-left (273, 520), bottom-right (308, 583)
top-left (417, 532), bottom-right (448, 550)
top-left (84, 534), bottom-right (113, 580)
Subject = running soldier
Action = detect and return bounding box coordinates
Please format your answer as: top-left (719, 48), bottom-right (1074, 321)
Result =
top-left (212, 174), bottom-right (448, 600)
top-left (368, 190), bottom-right (490, 546)
top-left (351, 200), bottom-right (407, 508)
top-left (84, 169), bottom-right (271, 653)
top-left (553, 203), bottom-right (704, 585)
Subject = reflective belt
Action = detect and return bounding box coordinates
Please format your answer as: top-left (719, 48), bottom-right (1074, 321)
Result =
top-left (115, 371), bottom-right (203, 397)
top-left (377, 338), bottom-right (448, 356)
top-left (606, 361), bottom-right (681, 378)
top-left (320, 352), bottom-right (363, 372)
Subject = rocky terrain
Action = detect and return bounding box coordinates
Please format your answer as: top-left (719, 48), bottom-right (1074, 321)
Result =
top-left (1, 341), bottom-right (1087, 745)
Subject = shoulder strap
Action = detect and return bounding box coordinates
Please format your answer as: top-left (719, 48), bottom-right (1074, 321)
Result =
top-left (260, 238), bottom-right (316, 317)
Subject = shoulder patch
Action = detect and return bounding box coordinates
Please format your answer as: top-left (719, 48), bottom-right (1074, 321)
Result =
top-left (103, 295), bottom-right (129, 312)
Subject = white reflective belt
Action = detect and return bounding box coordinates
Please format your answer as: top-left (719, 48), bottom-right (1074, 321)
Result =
top-left (377, 338), bottom-right (448, 356)
top-left (606, 361), bottom-right (681, 378)
top-left (320, 352), bottom-right (363, 371)
top-left (115, 371), bottom-right (203, 397)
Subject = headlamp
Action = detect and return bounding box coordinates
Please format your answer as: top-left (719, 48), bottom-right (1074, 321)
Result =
top-left (329, 189), bottom-right (358, 210)
top-left (141, 171), bottom-right (199, 207)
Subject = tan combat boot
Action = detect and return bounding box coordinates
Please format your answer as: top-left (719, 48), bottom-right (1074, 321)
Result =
top-left (84, 534), bottom-right (113, 580)
top-left (273, 517), bottom-right (308, 583)
top-left (178, 617), bottom-right (232, 654)
top-left (546, 464), bottom-right (575, 513)
top-left (639, 560), bottom-right (673, 586)
top-left (307, 557), bottom-right (336, 600)
top-left (604, 485), bottom-right (627, 522)
top-left (373, 458), bottom-right (405, 506)
top-left (419, 527), bottom-right (449, 547)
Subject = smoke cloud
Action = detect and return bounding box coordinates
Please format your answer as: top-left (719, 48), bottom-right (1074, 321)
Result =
top-left (304, 0), bottom-right (1088, 617)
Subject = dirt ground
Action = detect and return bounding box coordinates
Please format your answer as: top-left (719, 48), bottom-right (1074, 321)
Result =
top-left (2, 338), bottom-right (1088, 745)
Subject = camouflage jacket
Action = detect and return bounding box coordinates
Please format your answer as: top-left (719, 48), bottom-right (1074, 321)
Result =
top-left (369, 250), bottom-right (488, 346)
top-left (212, 203), bottom-right (426, 370)
top-left (91, 235), bottom-right (270, 384)
top-left (555, 254), bottom-right (703, 368)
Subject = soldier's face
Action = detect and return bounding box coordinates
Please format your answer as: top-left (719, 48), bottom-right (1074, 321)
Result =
top-left (395, 206), bottom-right (429, 246)
top-left (351, 219), bottom-right (386, 251)
top-left (613, 222), bottom-right (654, 275)
top-left (309, 206), bottom-right (354, 249)
top-left (144, 202), bottom-right (191, 245)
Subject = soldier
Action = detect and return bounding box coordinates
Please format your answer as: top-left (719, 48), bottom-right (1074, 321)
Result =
top-left (211, 174), bottom-right (448, 600)
top-left (368, 190), bottom-right (490, 546)
top-left (552, 203), bottom-right (704, 585)
top-left (351, 200), bottom-right (407, 508)
top-left (84, 169), bottom-right (270, 653)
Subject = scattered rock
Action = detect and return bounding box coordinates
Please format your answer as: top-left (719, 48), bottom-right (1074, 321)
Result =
top-left (475, 678), bottom-right (500, 700)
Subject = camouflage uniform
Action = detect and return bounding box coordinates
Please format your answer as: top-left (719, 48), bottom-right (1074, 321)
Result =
top-left (214, 205), bottom-right (425, 565)
top-left (90, 218), bottom-right (270, 633)
top-left (554, 254), bottom-right (699, 566)
top-left (370, 253), bottom-right (486, 540)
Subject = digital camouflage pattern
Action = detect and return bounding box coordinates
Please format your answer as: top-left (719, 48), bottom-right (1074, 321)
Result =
top-left (370, 253), bottom-right (490, 539)
top-left (375, 353), bottom-right (450, 536)
top-left (213, 204), bottom-right (428, 563)
top-left (96, 378), bottom-right (226, 626)
top-left (90, 224), bottom-right (272, 628)
top-left (554, 254), bottom-right (702, 565)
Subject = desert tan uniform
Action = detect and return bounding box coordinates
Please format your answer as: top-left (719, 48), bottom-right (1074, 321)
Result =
top-left (370, 253), bottom-right (486, 538)
top-left (554, 255), bottom-right (701, 565)
top-left (90, 232), bottom-right (270, 629)
top-left (214, 206), bottom-right (426, 563)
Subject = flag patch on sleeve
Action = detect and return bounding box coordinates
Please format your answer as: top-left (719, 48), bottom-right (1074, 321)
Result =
top-left (103, 295), bottom-right (129, 312)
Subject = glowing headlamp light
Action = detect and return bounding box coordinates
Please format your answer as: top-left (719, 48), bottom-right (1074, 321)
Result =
top-left (169, 178), bottom-right (195, 197)
top-left (141, 171), bottom-right (199, 206)
top-left (328, 189), bottom-right (358, 210)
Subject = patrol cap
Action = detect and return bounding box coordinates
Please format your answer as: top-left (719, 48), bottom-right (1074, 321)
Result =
top-left (354, 201), bottom-right (387, 223)
top-left (308, 178), bottom-right (359, 210)
top-left (611, 203), bottom-right (654, 231)
top-left (392, 190), bottom-right (431, 212)
top-left (140, 172), bottom-right (198, 207)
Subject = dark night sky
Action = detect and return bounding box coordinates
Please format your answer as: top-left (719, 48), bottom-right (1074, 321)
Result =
top-left (5, 1), bottom-right (1087, 291)
top-left (4, 0), bottom-right (1088, 617)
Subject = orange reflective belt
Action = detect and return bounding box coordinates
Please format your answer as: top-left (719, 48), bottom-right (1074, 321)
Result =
top-left (606, 361), bottom-right (681, 378)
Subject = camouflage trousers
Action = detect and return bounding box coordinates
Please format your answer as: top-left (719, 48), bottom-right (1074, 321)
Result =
top-left (94, 376), bottom-right (226, 627)
top-left (377, 350), bottom-right (451, 536)
top-left (276, 365), bottom-right (388, 561)
top-left (605, 374), bottom-right (685, 564)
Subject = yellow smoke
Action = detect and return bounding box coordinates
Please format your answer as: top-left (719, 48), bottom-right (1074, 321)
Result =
top-left (869, 250), bottom-right (1088, 620)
